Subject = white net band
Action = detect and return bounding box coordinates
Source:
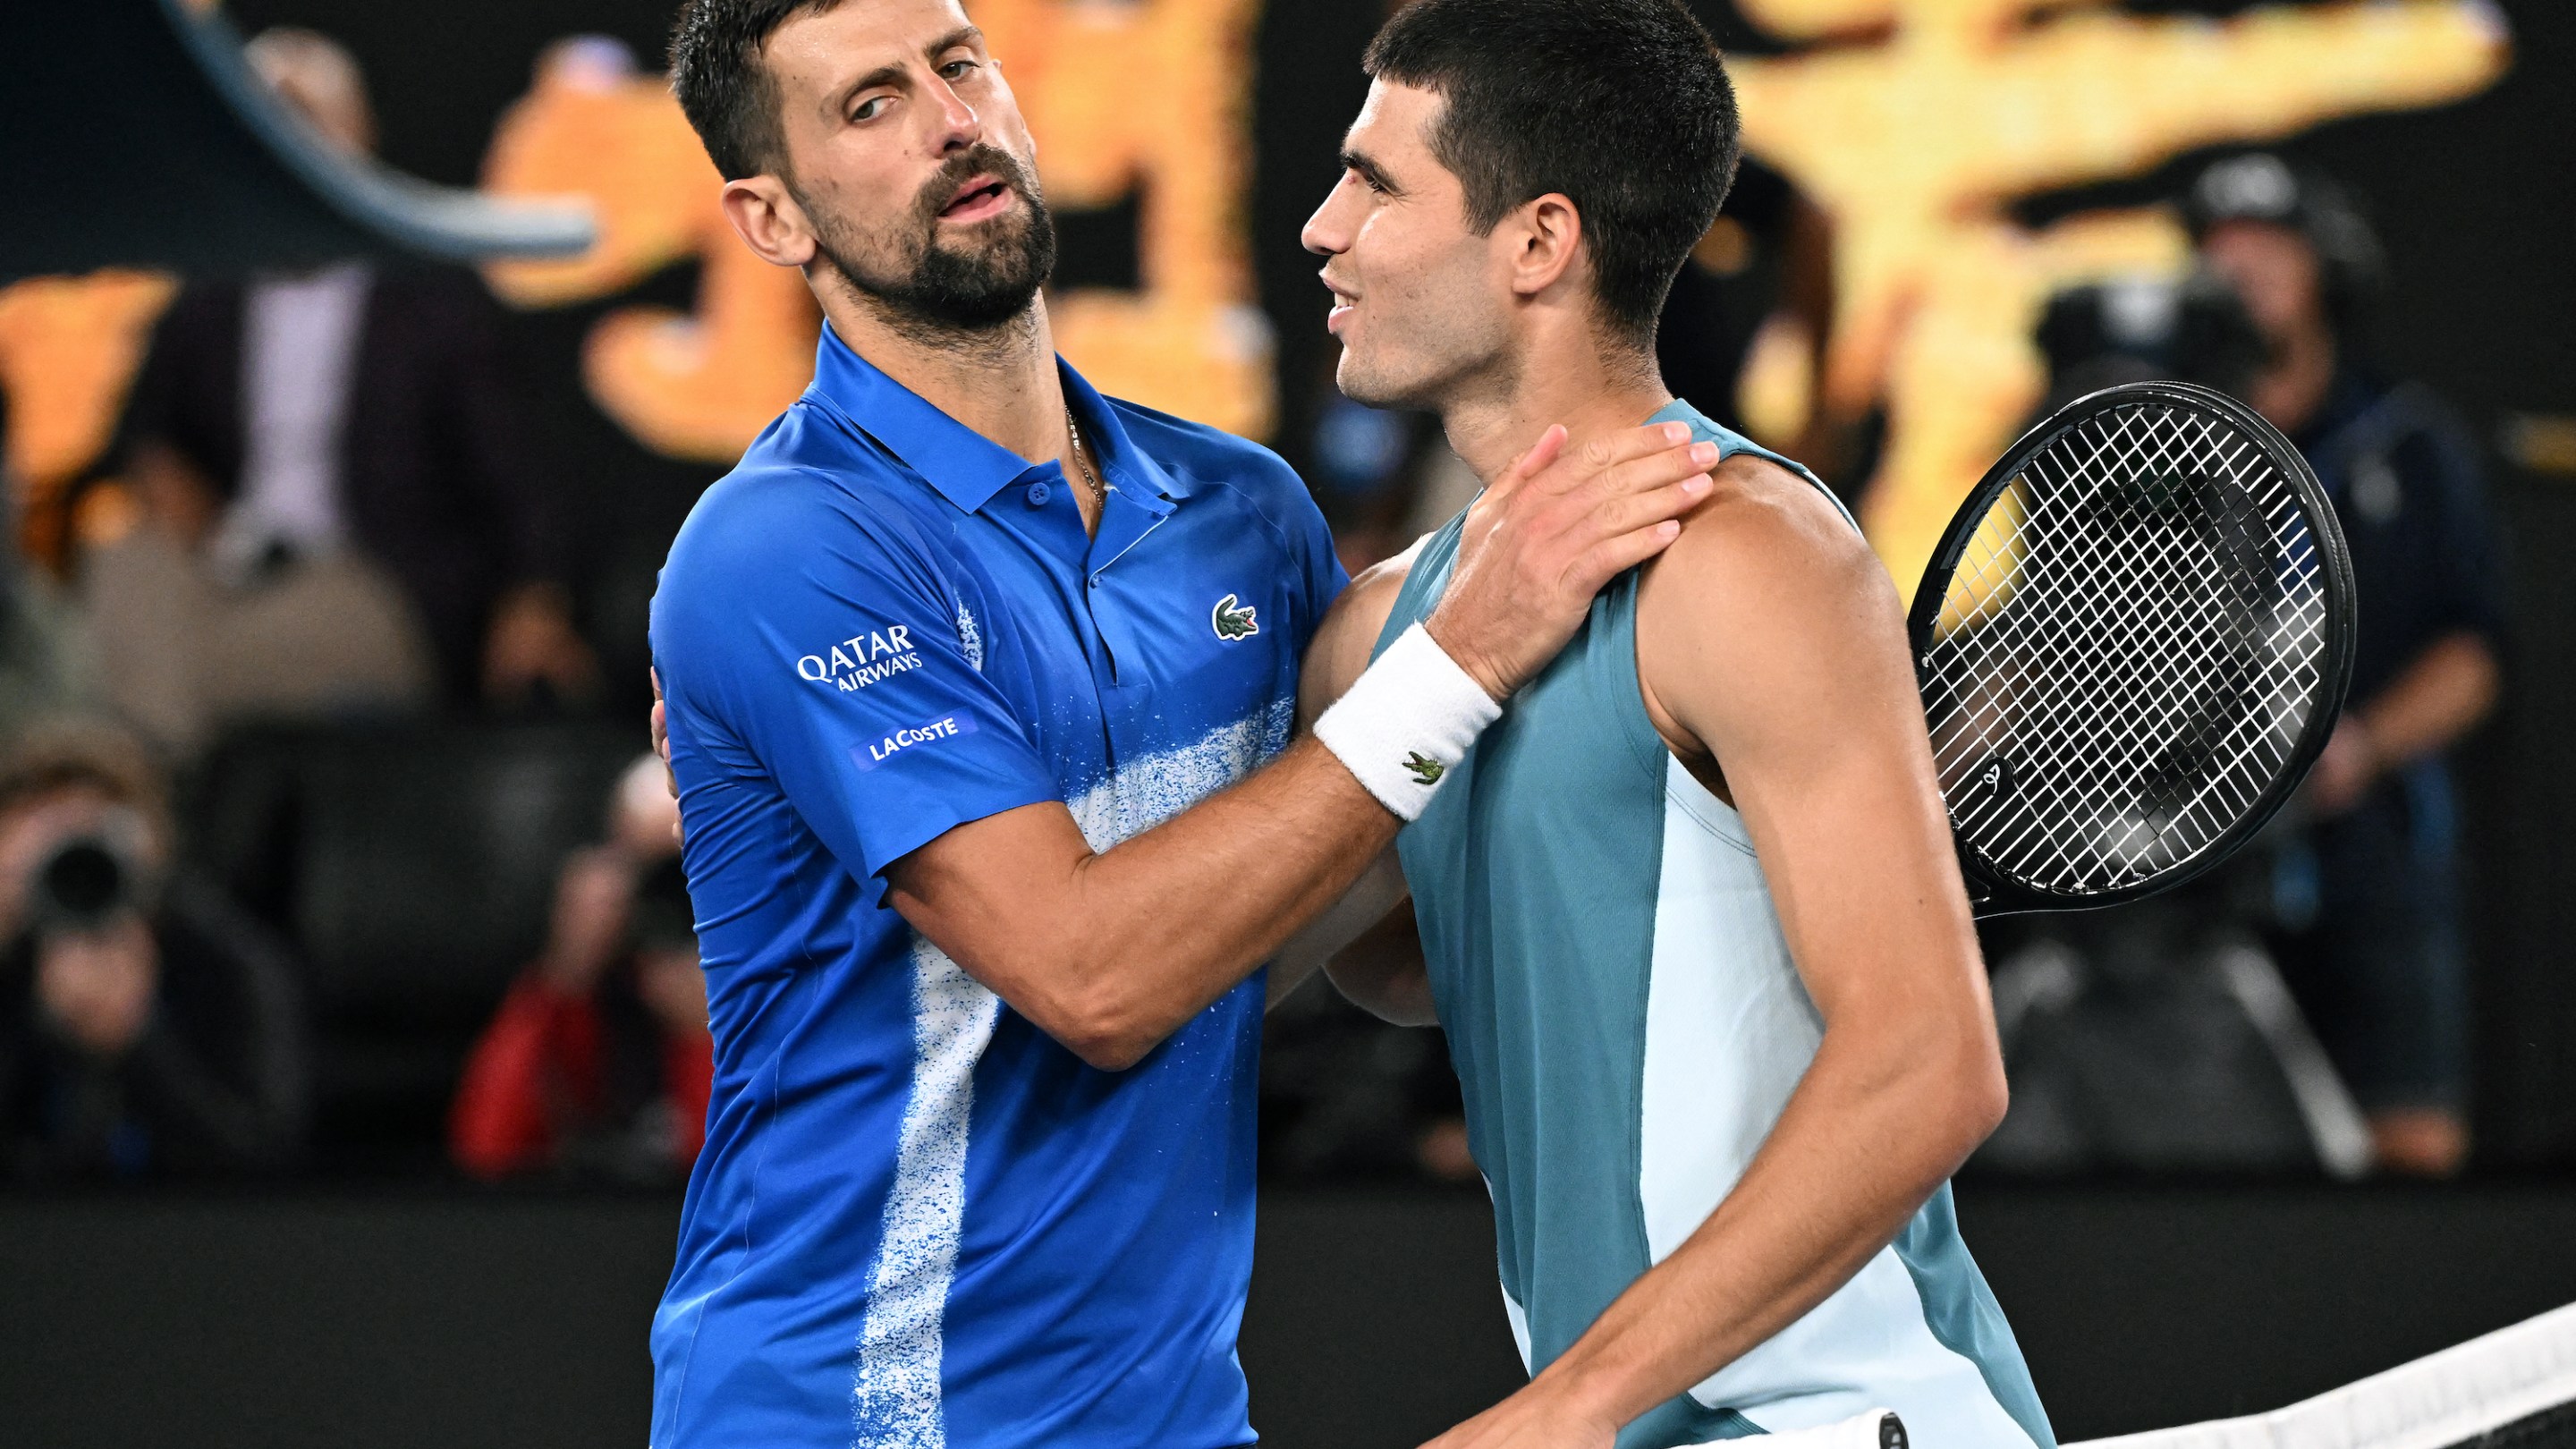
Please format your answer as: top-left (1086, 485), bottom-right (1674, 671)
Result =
top-left (2070, 1301), bottom-right (2576, 1449)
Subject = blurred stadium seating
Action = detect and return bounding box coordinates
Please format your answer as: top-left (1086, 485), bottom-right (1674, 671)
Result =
top-left (182, 720), bottom-right (638, 1166)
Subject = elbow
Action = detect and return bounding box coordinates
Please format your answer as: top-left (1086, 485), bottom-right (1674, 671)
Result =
top-left (1926, 1021), bottom-right (2011, 1160)
top-left (1039, 983), bottom-right (1167, 1073)
top-left (1062, 1024), bottom-right (1158, 1073)
top-left (1323, 960), bottom-right (1438, 1028)
top-left (955, 933), bottom-right (1171, 1072)
top-left (1954, 1047), bottom-right (2011, 1151)
top-left (1866, 1013), bottom-right (2009, 1165)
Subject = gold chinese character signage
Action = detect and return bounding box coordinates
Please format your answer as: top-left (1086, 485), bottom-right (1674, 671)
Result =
top-left (0, 0), bottom-right (2510, 586)
top-left (479, 0), bottom-right (1273, 462)
top-left (1726, 0), bottom-right (2505, 593)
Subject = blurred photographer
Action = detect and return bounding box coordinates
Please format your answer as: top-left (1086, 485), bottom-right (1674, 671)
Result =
top-left (449, 754), bottom-right (709, 1183)
top-left (0, 729), bottom-right (309, 1179)
top-left (2190, 154), bottom-right (2504, 1176)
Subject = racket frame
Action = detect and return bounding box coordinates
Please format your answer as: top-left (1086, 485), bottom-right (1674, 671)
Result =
top-left (1904, 380), bottom-right (2358, 917)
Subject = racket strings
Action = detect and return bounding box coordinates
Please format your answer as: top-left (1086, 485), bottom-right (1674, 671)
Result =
top-left (1950, 415), bottom-right (2301, 875)
top-left (1922, 402), bottom-right (2333, 896)
top-left (1936, 422), bottom-right (2267, 803)
top-left (1941, 414), bottom-right (2320, 886)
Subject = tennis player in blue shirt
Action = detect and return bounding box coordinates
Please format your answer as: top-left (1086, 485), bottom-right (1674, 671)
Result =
top-left (645, 3), bottom-right (1721, 1445)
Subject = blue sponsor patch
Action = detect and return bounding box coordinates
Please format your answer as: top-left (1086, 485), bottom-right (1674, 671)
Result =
top-left (852, 712), bottom-right (979, 772)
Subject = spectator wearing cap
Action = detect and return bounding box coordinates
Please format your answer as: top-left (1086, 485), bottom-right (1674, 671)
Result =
top-left (2189, 153), bottom-right (2504, 1177)
top-left (449, 754), bottom-right (709, 1182)
top-left (0, 728), bottom-right (309, 1178)
top-left (89, 28), bottom-right (593, 760)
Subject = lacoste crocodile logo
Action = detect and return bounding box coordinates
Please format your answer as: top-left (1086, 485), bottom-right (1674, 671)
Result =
top-left (1403, 752), bottom-right (1445, 786)
top-left (1211, 593), bottom-right (1259, 641)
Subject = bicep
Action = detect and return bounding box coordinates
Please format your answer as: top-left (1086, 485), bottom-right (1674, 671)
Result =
top-left (1642, 500), bottom-right (1979, 1024)
top-left (881, 801), bottom-right (1095, 997)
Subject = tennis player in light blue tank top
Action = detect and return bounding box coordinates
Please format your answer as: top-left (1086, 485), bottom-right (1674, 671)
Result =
top-left (1286, 2), bottom-right (2056, 1445)
top-left (1367, 400), bottom-right (2051, 1447)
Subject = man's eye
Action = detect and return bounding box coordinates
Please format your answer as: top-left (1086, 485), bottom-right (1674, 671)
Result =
top-left (940, 59), bottom-right (979, 81)
top-left (852, 97), bottom-right (889, 122)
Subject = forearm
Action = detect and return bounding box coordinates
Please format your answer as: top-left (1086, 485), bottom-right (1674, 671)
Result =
top-left (887, 422), bottom-right (1722, 1069)
top-left (1321, 894), bottom-right (1436, 1026)
top-left (2358, 631), bottom-right (2498, 766)
top-left (1270, 851), bottom-right (1410, 1010)
top-left (891, 737), bottom-right (1399, 1069)
top-left (1533, 1027), bottom-right (2001, 1430)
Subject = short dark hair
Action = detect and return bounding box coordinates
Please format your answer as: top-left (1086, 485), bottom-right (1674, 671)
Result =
top-left (669, 0), bottom-right (840, 181)
top-left (1364, 0), bottom-right (1740, 347)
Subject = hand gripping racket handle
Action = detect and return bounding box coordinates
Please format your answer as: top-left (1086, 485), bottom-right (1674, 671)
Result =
top-left (1689, 1409), bottom-right (1906, 1448)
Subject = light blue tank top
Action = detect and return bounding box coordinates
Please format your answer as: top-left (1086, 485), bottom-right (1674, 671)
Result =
top-left (1375, 400), bottom-right (2055, 1448)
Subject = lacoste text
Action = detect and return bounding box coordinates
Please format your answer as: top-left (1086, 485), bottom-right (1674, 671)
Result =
top-left (852, 713), bottom-right (979, 772)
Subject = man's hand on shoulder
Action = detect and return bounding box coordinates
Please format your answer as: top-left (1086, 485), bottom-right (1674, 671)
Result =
top-left (876, 423), bottom-right (1716, 1074)
top-left (1428, 422), bottom-right (1717, 700)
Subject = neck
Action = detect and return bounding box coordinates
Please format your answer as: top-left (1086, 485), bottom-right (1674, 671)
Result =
top-left (1437, 333), bottom-right (1674, 485)
top-left (2251, 320), bottom-right (2338, 436)
top-left (816, 275), bottom-right (1067, 464)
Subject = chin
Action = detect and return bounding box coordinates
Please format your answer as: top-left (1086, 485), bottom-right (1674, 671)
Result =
top-left (1335, 351), bottom-right (1427, 411)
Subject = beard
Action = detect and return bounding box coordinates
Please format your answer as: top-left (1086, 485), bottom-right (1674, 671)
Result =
top-left (802, 144), bottom-right (1058, 337)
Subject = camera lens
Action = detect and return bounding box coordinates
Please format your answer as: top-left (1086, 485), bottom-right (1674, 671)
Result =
top-left (34, 839), bottom-right (130, 930)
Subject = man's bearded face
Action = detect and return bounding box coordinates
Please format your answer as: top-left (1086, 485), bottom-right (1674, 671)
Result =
top-left (801, 141), bottom-right (1057, 334)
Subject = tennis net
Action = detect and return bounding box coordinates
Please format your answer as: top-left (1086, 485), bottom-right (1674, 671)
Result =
top-left (2071, 1301), bottom-right (2576, 1449)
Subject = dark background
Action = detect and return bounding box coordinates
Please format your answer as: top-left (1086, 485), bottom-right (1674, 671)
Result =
top-left (10, 1183), bottom-right (2576, 1447)
top-left (212, 0), bottom-right (2576, 1164)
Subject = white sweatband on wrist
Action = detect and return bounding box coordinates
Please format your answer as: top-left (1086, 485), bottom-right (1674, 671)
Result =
top-left (1314, 623), bottom-right (1502, 821)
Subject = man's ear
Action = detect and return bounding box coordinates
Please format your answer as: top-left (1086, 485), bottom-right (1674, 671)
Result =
top-left (1504, 192), bottom-right (1584, 300)
top-left (719, 174), bottom-right (820, 269)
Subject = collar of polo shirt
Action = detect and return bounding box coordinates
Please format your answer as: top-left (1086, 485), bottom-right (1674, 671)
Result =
top-left (806, 323), bottom-right (1193, 515)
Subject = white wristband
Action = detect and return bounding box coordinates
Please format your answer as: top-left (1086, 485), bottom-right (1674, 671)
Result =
top-left (1314, 623), bottom-right (1502, 821)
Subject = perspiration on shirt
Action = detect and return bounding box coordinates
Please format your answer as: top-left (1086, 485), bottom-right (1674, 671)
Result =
top-left (647, 327), bottom-right (1344, 1449)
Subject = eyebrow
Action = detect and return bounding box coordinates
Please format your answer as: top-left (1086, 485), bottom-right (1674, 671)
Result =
top-left (925, 24), bottom-right (984, 63)
top-left (830, 25), bottom-right (986, 114)
top-left (1339, 147), bottom-right (1402, 196)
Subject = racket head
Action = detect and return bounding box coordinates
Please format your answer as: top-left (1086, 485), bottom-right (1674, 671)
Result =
top-left (1907, 380), bottom-right (2356, 916)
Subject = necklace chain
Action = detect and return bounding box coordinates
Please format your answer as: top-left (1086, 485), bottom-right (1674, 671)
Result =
top-left (1064, 407), bottom-right (1106, 504)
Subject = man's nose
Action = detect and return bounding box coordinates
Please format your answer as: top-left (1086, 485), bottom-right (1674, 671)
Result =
top-left (930, 75), bottom-right (982, 152)
top-left (1301, 185), bottom-right (1351, 257)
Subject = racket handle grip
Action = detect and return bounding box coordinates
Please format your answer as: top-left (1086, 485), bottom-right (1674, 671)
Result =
top-left (1695, 1409), bottom-right (1905, 1448)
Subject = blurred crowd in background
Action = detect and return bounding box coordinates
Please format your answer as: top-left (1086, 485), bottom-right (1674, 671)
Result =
top-left (0, 25), bottom-right (2512, 1189)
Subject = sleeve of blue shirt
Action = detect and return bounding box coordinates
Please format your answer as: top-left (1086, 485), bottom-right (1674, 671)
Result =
top-left (1301, 492), bottom-right (1354, 631)
top-left (654, 469), bottom-right (1061, 885)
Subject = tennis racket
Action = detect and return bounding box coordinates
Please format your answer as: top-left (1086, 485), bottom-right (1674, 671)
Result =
top-left (1908, 380), bottom-right (2356, 917)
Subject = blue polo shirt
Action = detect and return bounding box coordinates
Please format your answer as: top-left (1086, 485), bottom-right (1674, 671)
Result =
top-left (646, 326), bottom-right (1343, 1449)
